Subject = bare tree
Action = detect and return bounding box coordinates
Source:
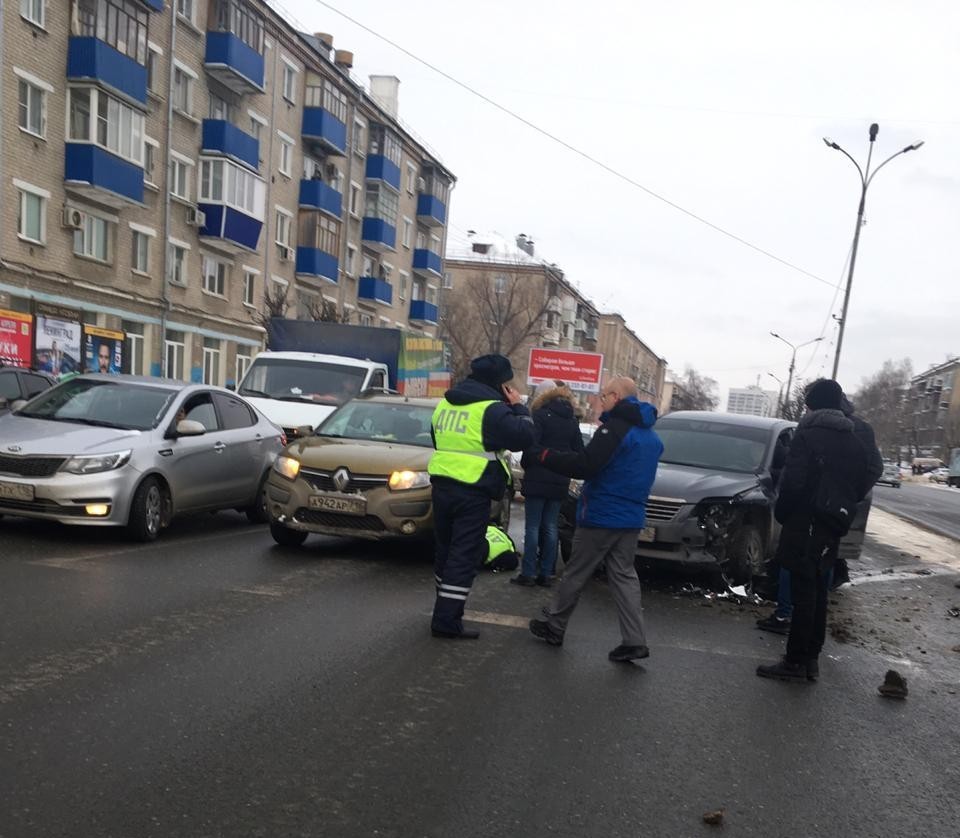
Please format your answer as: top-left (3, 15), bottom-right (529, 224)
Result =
top-left (672, 366), bottom-right (719, 411)
top-left (251, 281), bottom-right (290, 345)
top-left (780, 379), bottom-right (809, 422)
top-left (305, 296), bottom-right (351, 324)
top-left (439, 270), bottom-right (551, 382)
top-left (852, 359), bottom-right (913, 459)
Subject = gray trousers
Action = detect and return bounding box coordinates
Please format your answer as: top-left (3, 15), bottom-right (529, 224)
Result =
top-left (546, 527), bottom-right (647, 646)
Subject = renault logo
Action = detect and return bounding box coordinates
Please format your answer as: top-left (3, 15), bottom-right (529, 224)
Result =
top-left (332, 468), bottom-right (350, 492)
top-left (6, 445), bottom-right (21, 453)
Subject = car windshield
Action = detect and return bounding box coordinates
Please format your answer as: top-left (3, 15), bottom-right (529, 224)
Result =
top-left (317, 401), bottom-right (435, 447)
top-left (15, 378), bottom-right (175, 430)
top-left (238, 358), bottom-right (366, 405)
top-left (657, 418), bottom-right (771, 473)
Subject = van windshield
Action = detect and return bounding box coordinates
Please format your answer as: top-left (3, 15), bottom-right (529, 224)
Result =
top-left (239, 358), bottom-right (366, 406)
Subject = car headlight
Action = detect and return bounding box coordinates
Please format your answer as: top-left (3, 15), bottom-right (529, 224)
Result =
top-left (388, 470), bottom-right (431, 491)
top-left (273, 455), bottom-right (301, 480)
top-left (695, 500), bottom-right (736, 534)
top-left (60, 450), bottom-right (132, 475)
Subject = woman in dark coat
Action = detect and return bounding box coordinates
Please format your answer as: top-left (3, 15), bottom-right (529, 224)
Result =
top-left (512, 381), bottom-right (584, 586)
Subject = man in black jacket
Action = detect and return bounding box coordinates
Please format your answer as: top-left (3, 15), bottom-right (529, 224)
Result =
top-left (757, 379), bottom-right (870, 682)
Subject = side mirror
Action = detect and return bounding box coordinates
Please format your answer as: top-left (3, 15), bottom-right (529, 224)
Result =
top-left (10, 399), bottom-right (27, 412)
top-left (225, 382), bottom-right (236, 391)
top-left (295, 425), bottom-right (314, 438)
top-left (176, 419), bottom-right (206, 436)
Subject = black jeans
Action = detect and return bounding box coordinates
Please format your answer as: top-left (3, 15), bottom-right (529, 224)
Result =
top-left (785, 535), bottom-right (837, 663)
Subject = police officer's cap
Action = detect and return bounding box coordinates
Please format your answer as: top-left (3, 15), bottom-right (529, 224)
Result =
top-left (470, 354), bottom-right (513, 387)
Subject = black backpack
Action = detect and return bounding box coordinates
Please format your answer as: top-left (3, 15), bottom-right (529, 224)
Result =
top-left (812, 455), bottom-right (858, 536)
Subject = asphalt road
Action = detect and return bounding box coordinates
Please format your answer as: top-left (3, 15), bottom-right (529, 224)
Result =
top-left (1, 510), bottom-right (958, 838)
top-left (871, 481), bottom-right (960, 540)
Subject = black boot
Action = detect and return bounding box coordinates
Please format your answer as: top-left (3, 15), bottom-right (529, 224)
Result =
top-left (756, 657), bottom-right (808, 682)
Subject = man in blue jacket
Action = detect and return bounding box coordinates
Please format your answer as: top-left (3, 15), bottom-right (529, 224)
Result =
top-left (528, 377), bottom-right (663, 662)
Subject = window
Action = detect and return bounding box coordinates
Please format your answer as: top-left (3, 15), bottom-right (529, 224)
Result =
top-left (211, 0), bottom-right (265, 54)
top-left (305, 78), bottom-right (347, 123)
top-left (144, 137), bottom-right (158, 186)
top-left (349, 182), bottom-right (361, 217)
top-left (169, 156), bottom-right (192, 200)
top-left (131, 229), bottom-right (150, 274)
top-left (398, 271), bottom-right (408, 301)
top-left (213, 391), bottom-right (256, 429)
top-left (242, 269), bottom-right (257, 306)
top-left (199, 158), bottom-right (264, 218)
top-left (146, 44), bottom-right (162, 95)
top-left (299, 212), bottom-right (340, 257)
top-left (201, 255), bottom-right (228, 297)
top-left (73, 213), bottom-right (111, 262)
top-left (202, 338), bottom-right (222, 386)
top-left (359, 313), bottom-right (372, 327)
top-left (122, 320), bottom-right (144, 375)
top-left (208, 92), bottom-right (235, 122)
top-left (68, 87), bottom-right (144, 166)
top-left (345, 244), bottom-right (357, 276)
top-left (275, 208), bottom-right (292, 247)
top-left (364, 184), bottom-right (399, 225)
top-left (167, 241), bottom-right (188, 286)
top-left (362, 255), bottom-right (374, 277)
top-left (172, 65), bottom-right (194, 115)
top-left (164, 330), bottom-right (185, 380)
top-left (20, 0), bottom-right (44, 27)
top-left (281, 59), bottom-right (297, 103)
top-left (74, 1), bottom-right (148, 64)
top-left (353, 119), bottom-right (365, 156)
top-left (368, 125), bottom-right (401, 165)
top-left (235, 351), bottom-right (252, 386)
top-left (277, 133), bottom-right (293, 176)
top-left (176, 0), bottom-right (194, 24)
top-left (17, 78), bottom-right (46, 138)
top-left (406, 163), bottom-right (417, 194)
top-left (412, 278), bottom-right (425, 301)
top-left (401, 217), bottom-right (412, 249)
top-left (16, 183), bottom-right (46, 244)
top-left (248, 112), bottom-right (265, 143)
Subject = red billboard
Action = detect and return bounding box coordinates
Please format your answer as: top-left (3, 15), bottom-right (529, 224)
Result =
top-left (527, 348), bottom-right (604, 393)
top-left (0, 308), bottom-right (33, 367)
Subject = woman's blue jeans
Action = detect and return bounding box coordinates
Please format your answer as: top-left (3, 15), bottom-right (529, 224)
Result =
top-left (522, 496), bottom-right (563, 578)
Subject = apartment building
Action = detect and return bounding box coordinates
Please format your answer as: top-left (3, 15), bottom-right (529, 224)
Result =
top-left (908, 357), bottom-right (960, 458)
top-left (0, 0), bottom-right (453, 384)
top-left (595, 312), bottom-right (666, 406)
top-left (726, 385), bottom-right (778, 417)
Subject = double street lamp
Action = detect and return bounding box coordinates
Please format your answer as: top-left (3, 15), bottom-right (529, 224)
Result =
top-left (770, 332), bottom-right (823, 417)
top-left (823, 124), bottom-right (924, 378)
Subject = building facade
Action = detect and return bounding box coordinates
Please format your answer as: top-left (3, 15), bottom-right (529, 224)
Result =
top-left (908, 357), bottom-right (960, 459)
top-left (726, 385), bottom-right (778, 417)
top-left (0, 0), bottom-right (452, 384)
top-left (596, 312), bottom-right (666, 407)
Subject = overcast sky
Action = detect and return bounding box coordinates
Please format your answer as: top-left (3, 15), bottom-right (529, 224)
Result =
top-left (286, 0), bottom-right (959, 403)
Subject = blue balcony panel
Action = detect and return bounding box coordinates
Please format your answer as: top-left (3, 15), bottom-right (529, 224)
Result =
top-left (361, 217), bottom-right (396, 251)
top-left (365, 155), bottom-right (401, 191)
top-left (413, 249), bottom-right (443, 277)
top-left (295, 247), bottom-right (339, 283)
top-left (416, 193), bottom-right (447, 227)
top-left (301, 108), bottom-right (347, 156)
top-left (65, 144), bottom-right (144, 204)
top-left (141, 0), bottom-right (164, 11)
top-left (204, 31), bottom-right (265, 94)
top-left (299, 180), bottom-right (342, 217)
top-left (202, 120), bottom-right (259, 171)
top-left (67, 37), bottom-right (147, 105)
top-left (409, 300), bottom-right (439, 325)
top-left (198, 203), bottom-right (262, 252)
top-left (358, 277), bottom-right (393, 306)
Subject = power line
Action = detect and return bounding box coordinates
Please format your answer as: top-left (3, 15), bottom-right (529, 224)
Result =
top-left (312, 0), bottom-right (840, 291)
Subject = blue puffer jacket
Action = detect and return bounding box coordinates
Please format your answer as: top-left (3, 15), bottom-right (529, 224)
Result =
top-left (535, 396), bottom-right (662, 529)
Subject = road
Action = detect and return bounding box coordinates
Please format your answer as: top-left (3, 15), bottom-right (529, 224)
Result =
top-left (871, 481), bottom-right (960, 540)
top-left (1, 509), bottom-right (959, 838)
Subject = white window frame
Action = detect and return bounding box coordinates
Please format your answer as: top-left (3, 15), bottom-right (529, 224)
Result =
top-left (202, 338), bottom-right (222, 386)
top-left (175, 0), bottom-right (195, 26)
top-left (167, 238), bottom-right (191, 287)
top-left (358, 313), bottom-right (373, 327)
top-left (172, 61), bottom-right (196, 117)
top-left (275, 206), bottom-right (292, 249)
top-left (406, 162), bottom-right (417, 194)
top-left (67, 86), bottom-right (145, 167)
top-left (15, 68), bottom-right (51, 139)
top-left (143, 136), bottom-right (159, 188)
top-left (280, 57), bottom-right (298, 103)
top-left (14, 180), bottom-right (48, 245)
top-left (123, 322), bottom-right (145, 376)
top-left (345, 243), bottom-right (357, 277)
top-left (248, 109), bottom-right (267, 144)
top-left (146, 42), bottom-right (163, 96)
top-left (353, 118), bottom-right (366, 157)
top-left (169, 151), bottom-right (194, 201)
top-left (401, 216), bottom-right (413, 249)
top-left (241, 266), bottom-right (259, 308)
top-left (20, 0), bottom-right (44, 28)
top-left (199, 157), bottom-right (266, 220)
top-left (362, 254), bottom-right (375, 277)
top-left (277, 131), bottom-right (294, 177)
top-left (73, 211), bottom-right (112, 263)
top-left (236, 350), bottom-right (252, 386)
top-left (201, 254), bottom-right (229, 298)
top-left (129, 223), bottom-right (155, 275)
top-left (398, 270), bottom-right (409, 302)
top-left (164, 330), bottom-right (186, 380)
top-left (348, 181), bottom-right (362, 218)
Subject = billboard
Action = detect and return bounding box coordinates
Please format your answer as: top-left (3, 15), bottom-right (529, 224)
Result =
top-left (84, 326), bottom-right (125, 374)
top-left (0, 309), bottom-right (33, 367)
top-left (528, 348), bottom-right (604, 393)
top-left (34, 303), bottom-right (83, 376)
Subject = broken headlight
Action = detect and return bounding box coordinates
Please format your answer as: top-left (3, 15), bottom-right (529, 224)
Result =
top-left (696, 500), bottom-right (737, 535)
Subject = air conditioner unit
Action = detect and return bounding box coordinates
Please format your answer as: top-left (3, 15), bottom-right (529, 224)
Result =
top-left (186, 206), bottom-right (206, 227)
top-left (60, 207), bottom-right (84, 230)
top-left (416, 176), bottom-right (426, 192)
top-left (278, 244), bottom-right (293, 262)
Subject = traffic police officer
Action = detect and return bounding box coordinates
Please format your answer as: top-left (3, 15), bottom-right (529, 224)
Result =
top-left (429, 354), bottom-right (535, 639)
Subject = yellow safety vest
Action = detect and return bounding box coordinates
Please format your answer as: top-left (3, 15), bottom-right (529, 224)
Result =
top-left (428, 398), bottom-right (510, 484)
top-left (485, 526), bottom-right (516, 565)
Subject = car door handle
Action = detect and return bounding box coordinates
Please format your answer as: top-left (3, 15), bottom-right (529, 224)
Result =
top-left (159, 448), bottom-right (173, 457)
top-left (213, 442), bottom-right (226, 453)
top-left (254, 434), bottom-right (263, 443)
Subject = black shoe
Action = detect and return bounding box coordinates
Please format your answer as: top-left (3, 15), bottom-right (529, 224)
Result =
top-left (756, 657), bottom-right (808, 682)
top-left (608, 644), bottom-right (650, 662)
top-left (529, 619), bottom-right (564, 646)
top-left (535, 575), bottom-right (554, 588)
top-left (829, 573), bottom-right (851, 591)
top-left (510, 575), bottom-right (536, 587)
top-left (806, 659), bottom-right (820, 681)
top-left (756, 614), bottom-right (791, 635)
top-left (431, 628), bottom-right (480, 640)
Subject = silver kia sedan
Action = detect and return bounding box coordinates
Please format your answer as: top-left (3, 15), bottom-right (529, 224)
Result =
top-left (0, 375), bottom-right (284, 540)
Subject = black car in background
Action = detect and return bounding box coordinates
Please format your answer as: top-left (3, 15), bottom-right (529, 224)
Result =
top-left (0, 366), bottom-right (56, 413)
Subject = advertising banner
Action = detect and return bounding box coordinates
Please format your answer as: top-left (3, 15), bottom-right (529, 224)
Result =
top-left (398, 336), bottom-right (450, 397)
top-left (34, 303), bottom-right (83, 376)
top-left (528, 348), bottom-right (604, 393)
top-left (0, 309), bottom-right (33, 367)
top-left (84, 326), bottom-right (125, 374)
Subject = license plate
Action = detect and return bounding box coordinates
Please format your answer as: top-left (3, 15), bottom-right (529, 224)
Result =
top-left (637, 526), bottom-right (656, 543)
top-left (0, 480), bottom-right (34, 501)
top-left (308, 494), bottom-right (366, 515)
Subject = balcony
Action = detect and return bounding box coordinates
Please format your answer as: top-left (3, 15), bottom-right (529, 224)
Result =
top-left (204, 31), bottom-right (265, 94)
top-left (295, 248), bottom-right (339, 283)
top-left (302, 108), bottom-right (347, 155)
top-left (416, 193), bottom-right (446, 227)
top-left (541, 327), bottom-right (560, 346)
top-left (361, 218), bottom-right (396, 251)
top-left (67, 37), bottom-right (147, 105)
top-left (574, 318), bottom-right (586, 333)
top-left (201, 120), bottom-right (259, 171)
top-left (358, 277), bottom-right (393, 306)
top-left (412, 249), bottom-right (442, 278)
top-left (299, 180), bottom-right (342, 218)
top-left (65, 144), bottom-right (143, 205)
top-left (409, 300), bottom-right (438, 324)
top-left (143, 1), bottom-right (164, 9)
top-left (546, 295), bottom-right (562, 314)
top-left (365, 155), bottom-right (401, 191)
top-left (198, 204), bottom-right (262, 252)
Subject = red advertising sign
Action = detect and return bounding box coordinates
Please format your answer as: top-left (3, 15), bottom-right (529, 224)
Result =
top-left (527, 348), bottom-right (604, 393)
top-left (0, 308), bottom-right (33, 367)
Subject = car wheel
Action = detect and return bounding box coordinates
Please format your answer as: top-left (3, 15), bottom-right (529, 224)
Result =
top-left (245, 473), bottom-right (270, 524)
top-left (727, 524), bottom-right (765, 585)
top-left (270, 521), bottom-right (307, 547)
top-left (127, 476), bottom-right (164, 542)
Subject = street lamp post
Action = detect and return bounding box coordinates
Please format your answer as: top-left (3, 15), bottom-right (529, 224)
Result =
top-left (823, 125), bottom-right (924, 379)
top-left (767, 372), bottom-right (785, 418)
top-left (770, 332), bottom-right (823, 417)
